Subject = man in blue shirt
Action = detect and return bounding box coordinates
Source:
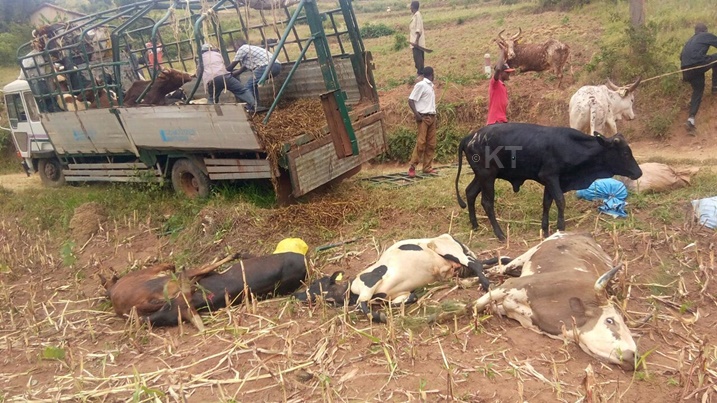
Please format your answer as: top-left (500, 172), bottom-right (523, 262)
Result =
top-left (228, 39), bottom-right (282, 113)
top-left (680, 23), bottom-right (717, 132)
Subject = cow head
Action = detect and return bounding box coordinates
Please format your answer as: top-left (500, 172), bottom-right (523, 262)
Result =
top-left (158, 68), bottom-right (195, 87)
top-left (496, 28), bottom-right (522, 60)
top-left (567, 264), bottom-right (636, 370)
top-left (293, 271), bottom-right (349, 304)
top-left (594, 133), bottom-right (642, 180)
top-left (605, 77), bottom-right (641, 121)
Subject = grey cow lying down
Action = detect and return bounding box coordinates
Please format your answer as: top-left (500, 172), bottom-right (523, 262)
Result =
top-left (474, 231), bottom-right (638, 370)
top-left (294, 234), bottom-right (511, 322)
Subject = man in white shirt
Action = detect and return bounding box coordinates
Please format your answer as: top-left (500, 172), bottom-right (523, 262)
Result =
top-left (196, 43), bottom-right (257, 112)
top-left (409, 1), bottom-right (425, 78)
top-left (228, 39), bottom-right (282, 111)
top-left (407, 66), bottom-right (437, 177)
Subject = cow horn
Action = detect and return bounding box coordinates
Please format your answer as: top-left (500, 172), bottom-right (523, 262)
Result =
top-left (511, 27), bottom-right (522, 40)
top-left (628, 76), bottom-right (642, 93)
top-left (605, 78), bottom-right (620, 91)
top-left (594, 263), bottom-right (624, 293)
top-left (498, 29), bottom-right (506, 41)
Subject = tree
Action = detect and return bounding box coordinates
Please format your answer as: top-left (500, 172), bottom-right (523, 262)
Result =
top-left (629, 0), bottom-right (645, 27)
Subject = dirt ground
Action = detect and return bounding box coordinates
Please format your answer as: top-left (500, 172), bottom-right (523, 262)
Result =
top-left (2, 51), bottom-right (717, 403)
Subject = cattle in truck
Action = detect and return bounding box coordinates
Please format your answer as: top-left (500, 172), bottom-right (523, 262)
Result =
top-left (455, 123), bottom-right (642, 241)
top-left (123, 68), bottom-right (195, 106)
top-left (474, 232), bottom-right (638, 370)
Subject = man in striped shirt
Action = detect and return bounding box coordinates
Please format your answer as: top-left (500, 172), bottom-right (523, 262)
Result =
top-left (228, 39), bottom-right (282, 111)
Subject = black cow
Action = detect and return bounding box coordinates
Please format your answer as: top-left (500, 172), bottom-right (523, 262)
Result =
top-left (455, 123), bottom-right (642, 241)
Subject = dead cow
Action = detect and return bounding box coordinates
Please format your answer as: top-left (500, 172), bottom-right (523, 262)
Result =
top-left (474, 232), bottom-right (637, 370)
top-left (101, 238), bottom-right (308, 329)
top-left (569, 78), bottom-right (642, 136)
top-left (496, 28), bottom-right (570, 87)
top-left (123, 68), bottom-right (194, 106)
top-left (294, 234), bottom-right (510, 322)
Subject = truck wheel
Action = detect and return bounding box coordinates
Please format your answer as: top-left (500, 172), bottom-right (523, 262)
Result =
top-left (171, 159), bottom-right (210, 198)
top-left (38, 158), bottom-right (66, 187)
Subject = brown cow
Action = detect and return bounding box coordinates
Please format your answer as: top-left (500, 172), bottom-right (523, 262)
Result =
top-left (123, 68), bottom-right (195, 106)
top-left (496, 28), bottom-right (570, 87)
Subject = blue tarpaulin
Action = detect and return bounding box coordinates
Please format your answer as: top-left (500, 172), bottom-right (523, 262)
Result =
top-left (576, 178), bottom-right (629, 218)
top-left (691, 196), bottom-right (717, 229)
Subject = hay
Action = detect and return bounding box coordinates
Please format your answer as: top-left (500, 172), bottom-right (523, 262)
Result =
top-left (69, 202), bottom-right (107, 244)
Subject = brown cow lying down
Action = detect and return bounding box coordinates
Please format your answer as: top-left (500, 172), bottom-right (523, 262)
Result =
top-left (100, 238), bottom-right (308, 329)
top-left (123, 68), bottom-right (194, 106)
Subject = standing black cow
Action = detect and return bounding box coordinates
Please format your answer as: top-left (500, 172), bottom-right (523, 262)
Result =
top-left (455, 123), bottom-right (642, 241)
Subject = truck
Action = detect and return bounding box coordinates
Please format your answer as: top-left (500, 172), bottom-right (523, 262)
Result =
top-left (1, 0), bottom-right (386, 200)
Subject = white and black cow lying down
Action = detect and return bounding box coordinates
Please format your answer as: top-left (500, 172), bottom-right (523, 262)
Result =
top-left (100, 238), bottom-right (309, 330)
top-left (294, 234), bottom-right (510, 322)
top-left (455, 123), bottom-right (643, 241)
top-left (474, 232), bottom-right (637, 370)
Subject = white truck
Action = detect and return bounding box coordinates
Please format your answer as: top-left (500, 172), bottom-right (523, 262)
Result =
top-left (2, 0), bottom-right (386, 200)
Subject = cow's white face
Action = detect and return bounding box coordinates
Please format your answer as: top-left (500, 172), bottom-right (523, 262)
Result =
top-left (575, 304), bottom-right (636, 370)
top-left (608, 89), bottom-right (637, 121)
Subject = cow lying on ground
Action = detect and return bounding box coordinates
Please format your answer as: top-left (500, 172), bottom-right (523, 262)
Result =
top-left (294, 234), bottom-right (510, 322)
top-left (473, 232), bottom-right (637, 370)
top-left (455, 123), bottom-right (642, 241)
top-left (123, 68), bottom-right (195, 106)
top-left (569, 78), bottom-right (641, 136)
top-left (100, 238), bottom-right (308, 329)
top-left (495, 28), bottom-right (570, 87)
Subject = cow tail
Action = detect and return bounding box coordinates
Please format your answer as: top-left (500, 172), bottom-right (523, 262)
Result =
top-left (456, 136), bottom-right (467, 209)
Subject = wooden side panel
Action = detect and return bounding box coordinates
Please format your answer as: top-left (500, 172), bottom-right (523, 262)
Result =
top-left (41, 109), bottom-right (136, 155)
top-left (287, 117), bottom-right (386, 196)
top-left (118, 104), bottom-right (263, 151)
top-left (320, 91), bottom-right (353, 158)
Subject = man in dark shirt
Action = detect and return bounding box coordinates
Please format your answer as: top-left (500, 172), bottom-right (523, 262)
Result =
top-left (680, 23), bottom-right (717, 132)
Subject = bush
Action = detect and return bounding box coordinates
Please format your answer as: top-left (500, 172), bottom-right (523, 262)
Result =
top-left (360, 23), bottom-right (396, 39)
top-left (392, 33), bottom-right (408, 52)
top-left (381, 123), bottom-right (468, 164)
top-left (537, 0), bottom-right (590, 11)
top-left (0, 24), bottom-right (33, 66)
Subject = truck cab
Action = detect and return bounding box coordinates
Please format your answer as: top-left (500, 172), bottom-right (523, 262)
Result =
top-left (2, 79), bottom-right (57, 180)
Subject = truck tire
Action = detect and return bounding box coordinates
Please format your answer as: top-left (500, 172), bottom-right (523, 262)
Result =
top-left (38, 158), bottom-right (66, 187)
top-left (171, 158), bottom-right (210, 198)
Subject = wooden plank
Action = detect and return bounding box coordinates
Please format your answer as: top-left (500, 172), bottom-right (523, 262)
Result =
top-left (321, 91), bottom-right (353, 158)
top-left (208, 172), bottom-right (273, 180)
top-left (354, 111), bottom-right (384, 130)
top-left (63, 169), bottom-right (156, 176)
top-left (67, 162), bottom-right (150, 169)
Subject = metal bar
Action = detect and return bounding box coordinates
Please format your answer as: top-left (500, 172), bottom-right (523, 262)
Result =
top-left (135, 3), bottom-right (176, 104)
top-left (262, 36), bottom-right (315, 124)
top-left (257, 0), bottom-right (306, 86)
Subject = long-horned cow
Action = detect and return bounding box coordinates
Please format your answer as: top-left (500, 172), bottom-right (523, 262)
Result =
top-left (474, 232), bottom-right (638, 370)
top-left (496, 28), bottom-right (570, 87)
top-left (569, 78), bottom-right (642, 136)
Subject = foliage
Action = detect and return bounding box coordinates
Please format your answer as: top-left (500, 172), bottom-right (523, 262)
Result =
top-left (392, 33), bottom-right (408, 52)
top-left (537, 0), bottom-right (591, 11)
top-left (0, 23), bottom-right (34, 67)
top-left (360, 23), bottom-right (396, 39)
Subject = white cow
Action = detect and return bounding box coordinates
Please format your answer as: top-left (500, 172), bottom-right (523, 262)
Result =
top-left (569, 78), bottom-right (641, 136)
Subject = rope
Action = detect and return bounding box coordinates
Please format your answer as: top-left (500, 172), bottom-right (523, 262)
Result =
top-left (641, 59), bottom-right (717, 83)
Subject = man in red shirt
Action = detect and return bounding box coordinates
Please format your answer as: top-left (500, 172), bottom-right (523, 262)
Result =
top-left (486, 62), bottom-right (515, 125)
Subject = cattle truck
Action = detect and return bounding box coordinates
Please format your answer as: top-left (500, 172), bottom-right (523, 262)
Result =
top-left (2, 0), bottom-right (385, 200)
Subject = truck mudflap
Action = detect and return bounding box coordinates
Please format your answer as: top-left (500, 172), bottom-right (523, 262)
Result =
top-left (286, 111), bottom-right (385, 197)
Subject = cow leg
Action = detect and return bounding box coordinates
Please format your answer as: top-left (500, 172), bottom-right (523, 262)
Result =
top-left (543, 179), bottom-right (566, 232)
top-left (473, 288), bottom-right (508, 312)
top-left (480, 178), bottom-right (506, 241)
top-left (465, 177), bottom-right (482, 230)
top-left (390, 291), bottom-right (417, 306)
top-left (359, 300), bottom-right (387, 323)
top-left (541, 187), bottom-right (553, 237)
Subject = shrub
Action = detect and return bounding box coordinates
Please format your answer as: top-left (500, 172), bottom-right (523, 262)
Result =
top-left (0, 24), bottom-right (33, 66)
top-left (392, 33), bottom-right (408, 52)
top-left (537, 0), bottom-right (590, 11)
top-left (360, 23), bottom-right (396, 39)
top-left (381, 122), bottom-right (468, 164)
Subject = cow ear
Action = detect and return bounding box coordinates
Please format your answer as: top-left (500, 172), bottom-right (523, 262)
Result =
top-left (330, 271), bottom-right (345, 284)
top-left (569, 297), bottom-right (586, 316)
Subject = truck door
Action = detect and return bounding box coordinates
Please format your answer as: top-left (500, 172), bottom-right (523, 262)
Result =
top-left (4, 92), bottom-right (34, 159)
